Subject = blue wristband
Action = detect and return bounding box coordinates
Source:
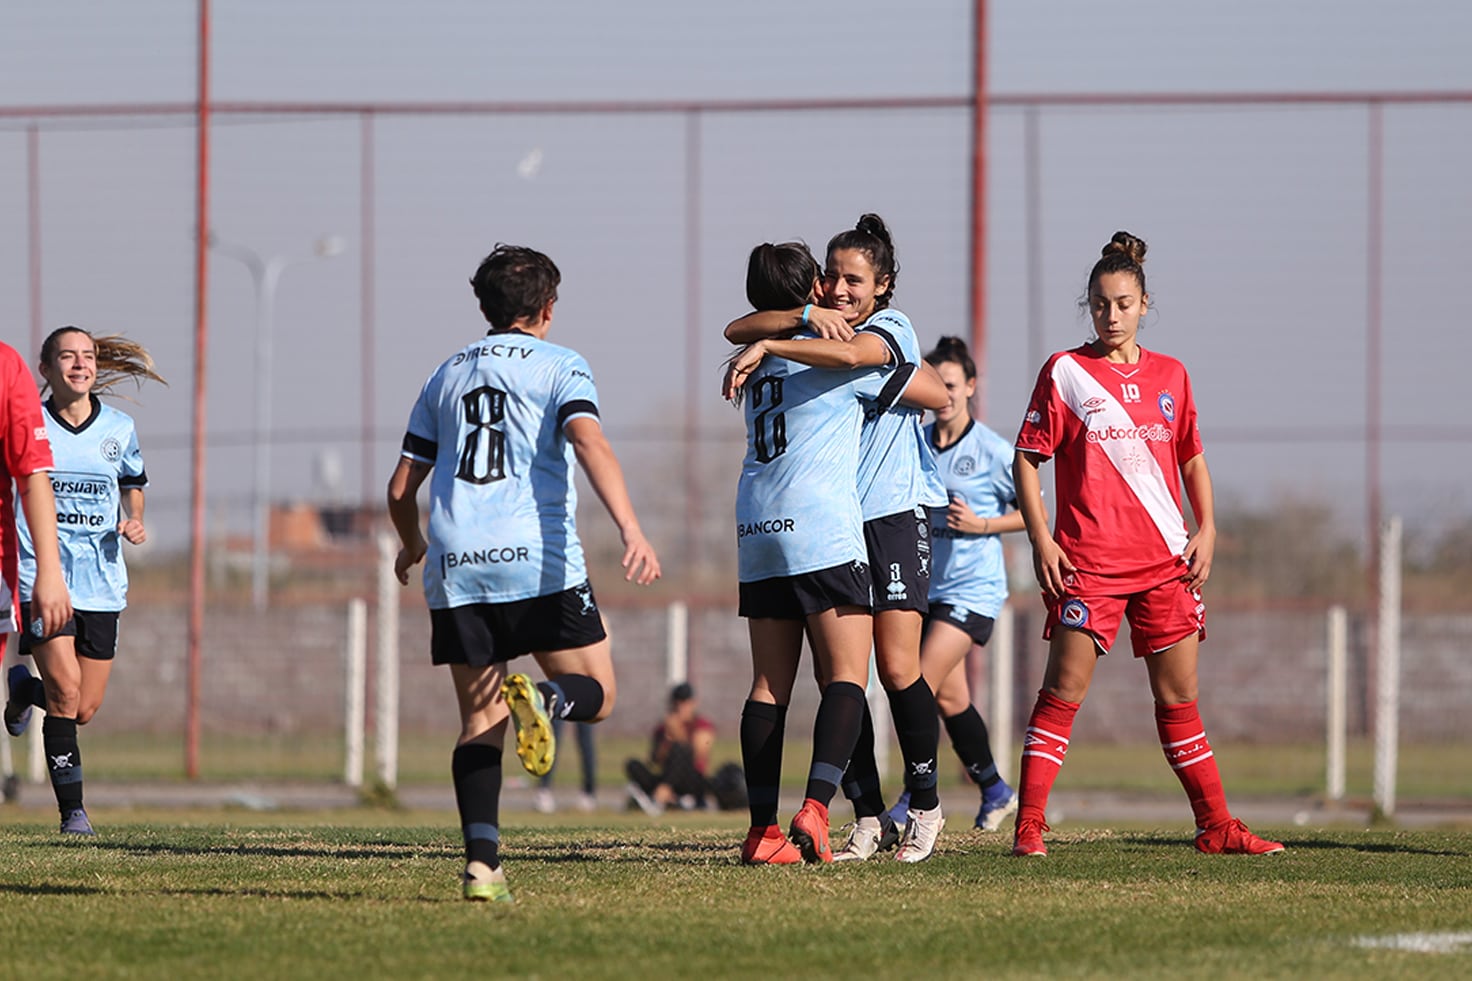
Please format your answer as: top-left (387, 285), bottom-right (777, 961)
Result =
top-left (801, 303), bottom-right (813, 325)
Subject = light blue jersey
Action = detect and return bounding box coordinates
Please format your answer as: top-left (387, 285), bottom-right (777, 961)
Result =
top-left (736, 338), bottom-right (903, 582)
top-left (401, 329), bottom-right (600, 608)
top-left (925, 419), bottom-right (1015, 618)
top-left (855, 308), bottom-right (948, 520)
top-left (18, 397), bottom-right (146, 612)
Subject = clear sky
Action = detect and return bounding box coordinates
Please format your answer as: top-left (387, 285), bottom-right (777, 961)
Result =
top-left (2, 1), bottom-right (1470, 558)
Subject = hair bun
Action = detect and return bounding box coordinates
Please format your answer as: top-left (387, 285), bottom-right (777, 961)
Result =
top-left (933, 335), bottom-right (969, 358)
top-left (1101, 231), bottom-right (1146, 265)
top-left (855, 213), bottom-right (893, 247)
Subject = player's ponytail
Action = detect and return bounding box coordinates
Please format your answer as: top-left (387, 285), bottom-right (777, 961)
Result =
top-left (745, 241), bottom-right (820, 312)
top-left (924, 335), bottom-right (975, 380)
top-left (39, 326), bottom-right (165, 397)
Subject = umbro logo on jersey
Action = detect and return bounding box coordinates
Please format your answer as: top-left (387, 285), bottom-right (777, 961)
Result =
top-left (1082, 397), bottom-right (1108, 418)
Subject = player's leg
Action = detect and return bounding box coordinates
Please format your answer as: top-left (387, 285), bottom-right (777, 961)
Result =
top-left (740, 617), bottom-right (803, 864)
top-left (449, 660), bottom-right (515, 901)
top-left (29, 622), bottom-right (91, 835)
top-left (923, 614), bottom-right (1017, 830)
top-left (789, 605), bottom-right (872, 863)
top-left (1013, 609), bottom-right (1108, 857)
top-left (1136, 587), bottom-right (1282, 855)
top-left (72, 612), bottom-right (119, 727)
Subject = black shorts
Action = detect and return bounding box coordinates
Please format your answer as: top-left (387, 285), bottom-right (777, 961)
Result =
top-left (925, 603), bottom-right (996, 648)
top-left (738, 561), bottom-right (872, 620)
top-left (430, 582), bottom-right (606, 667)
top-left (19, 604), bottom-right (121, 661)
top-left (864, 507), bottom-right (931, 614)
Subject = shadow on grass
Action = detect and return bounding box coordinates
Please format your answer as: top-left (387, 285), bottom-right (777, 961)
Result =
top-left (1112, 832), bottom-right (1467, 857)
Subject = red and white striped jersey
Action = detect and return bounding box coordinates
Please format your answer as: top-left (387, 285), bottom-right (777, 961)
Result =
top-left (1015, 343), bottom-right (1204, 591)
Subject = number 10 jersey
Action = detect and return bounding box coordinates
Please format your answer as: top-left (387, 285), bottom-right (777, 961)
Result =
top-left (401, 329), bottom-right (601, 609)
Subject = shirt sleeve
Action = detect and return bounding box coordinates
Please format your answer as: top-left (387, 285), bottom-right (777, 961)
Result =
top-left (1, 347), bottom-right (53, 480)
top-left (1015, 357), bottom-right (1064, 460)
top-left (1175, 367), bottom-right (1205, 463)
top-left (553, 351), bottom-right (601, 431)
top-left (400, 369), bottom-right (442, 464)
top-left (857, 310), bottom-right (911, 367)
top-left (118, 417), bottom-right (148, 488)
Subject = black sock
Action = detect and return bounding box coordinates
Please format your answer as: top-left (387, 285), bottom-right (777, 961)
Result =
top-left (25, 675), bottom-right (46, 709)
top-left (739, 700), bottom-right (786, 827)
top-left (43, 716), bottom-right (83, 816)
top-left (537, 676), bottom-right (604, 722)
top-left (452, 742), bottom-right (503, 870)
top-left (804, 682), bottom-right (866, 807)
top-left (944, 705), bottom-right (1001, 789)
top-left (889, 678), bottom-right (941, 810)
top-left (839, 701), bottom-right (886, 818)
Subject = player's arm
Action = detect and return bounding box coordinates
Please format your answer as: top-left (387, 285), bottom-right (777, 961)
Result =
top-left (1179, 452), bottom-right (1216, 591)
top-left (565, 417), bottom-right (661, 585)
top-left (18, 471), bottom-right (72, 636)
top-left (724, 306), bottom-right (853, 344)
top-left (944, 498), bottom-right (1029, 537)
top-left (118, 487), bottom-right (146, 545)
top-left (1014, 449), bottom-right (1073, 600)
top-left (386, 457), bottom-right (431, 585)
top-left (723, 332), bottom-right (894, 398)
top-left (895, 360), bottom-right (948, 411)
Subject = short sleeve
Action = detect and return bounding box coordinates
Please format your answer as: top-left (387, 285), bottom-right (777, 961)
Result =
top-left (400, 369), bottom-right (442, 463)
top-left (1, 346), bottom-right (53, 480)
top-left (1014, 357), bottom-right (1064, 460)
top-left (118, 419), bottom-right (148, 488)
top-left (553, 351), bottom-right (600, 430)
top-left (1175, 368), bottom-right (1204, 463)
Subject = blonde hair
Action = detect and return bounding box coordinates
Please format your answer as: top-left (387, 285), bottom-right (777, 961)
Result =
top-left (40, 327), bottom-right (166, 397)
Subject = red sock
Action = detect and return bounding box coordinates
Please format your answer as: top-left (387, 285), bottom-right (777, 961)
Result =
top-left (1017, 690), bottom-right (1079, 825)
top-left (1156, 699), bottom-right (1230, 829)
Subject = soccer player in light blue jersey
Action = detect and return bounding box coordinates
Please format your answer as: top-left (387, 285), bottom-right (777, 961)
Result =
top-left (885, 336), bottom-right (1025, 835)
top-left (725, 215), bottom-right (951, 862)
top-left (724, 240), bottom-right (905, 865)
top-left (388, 244), bottom-right (660, 902)
top-left (5, 328), bottom-right (161, 836)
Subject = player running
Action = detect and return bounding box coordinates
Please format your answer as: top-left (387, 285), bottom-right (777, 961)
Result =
top-left (1011, 231), bottom-right (1283, 858)
top-left (725, 214), bottom-right (950, 863)
top-left (388, 244), bottom-right (659, 901)
top-left (5, 328), bottom-right (159, 836)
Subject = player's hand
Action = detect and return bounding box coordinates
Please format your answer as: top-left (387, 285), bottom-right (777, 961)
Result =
top-left (1031, 535), bottom-right (1076, 600)
top-left (118, 518), bottom-right (147, 545)
top-left (30, 567), bottom-right (72, 638)
top-left (394, 537), bottom-right (427, 585)
top-left (805, 306), bottom-right (853, 341)
top-left (1181, 524), bottom-right (1215, 592)
top-left (620, 529), bottom-right (661, 585)
top-left (946, 495), bottom-right (980, 533)
top-left (722, 342), bottom-right (767, 401)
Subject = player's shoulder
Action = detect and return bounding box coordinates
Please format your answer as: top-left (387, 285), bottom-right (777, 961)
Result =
top-left (1140, 347), bottom-right (1190, 376)
top-left (94, 399), bottom-right (137, 429)
top-left (863, 307), bottom-right (913, 334)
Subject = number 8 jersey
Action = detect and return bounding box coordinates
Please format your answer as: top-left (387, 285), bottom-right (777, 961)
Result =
top-left (400, 330), bottom-right (600, 608)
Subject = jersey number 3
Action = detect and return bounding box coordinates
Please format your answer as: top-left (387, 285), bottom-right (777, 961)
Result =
top-left (457, 385), bottom-right (507, 484)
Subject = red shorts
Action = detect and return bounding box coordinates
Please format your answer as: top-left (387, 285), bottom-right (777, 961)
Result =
top-left (1042, 578), bottom-right (1206, 658)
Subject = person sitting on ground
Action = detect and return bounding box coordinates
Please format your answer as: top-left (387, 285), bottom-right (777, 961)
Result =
top-left (626, 682), bottom-right (715, 814)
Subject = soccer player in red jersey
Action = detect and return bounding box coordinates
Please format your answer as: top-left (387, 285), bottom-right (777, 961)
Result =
top-left (0, 341), bottom-right (71, 653)
top-left (1010, 232), bottom-right (1283, 858)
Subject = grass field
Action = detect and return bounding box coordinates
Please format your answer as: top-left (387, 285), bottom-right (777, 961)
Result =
top-left (1, 807), bottom-right (1469, 980)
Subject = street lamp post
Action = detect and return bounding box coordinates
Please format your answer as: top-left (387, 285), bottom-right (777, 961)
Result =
top-left (210, 232), bottom-right (343, 610)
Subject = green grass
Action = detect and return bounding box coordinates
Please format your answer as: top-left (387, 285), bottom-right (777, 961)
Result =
top-left (0, 811), bottom-right (1469, 979)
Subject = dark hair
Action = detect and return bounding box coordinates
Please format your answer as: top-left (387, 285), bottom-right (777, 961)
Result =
top-left (745, 241), bottom-right (819, 311)
top-left (924, 335), bottom-right (975, 380)
top-left (1087, 231), bottom-right (1147, 297)
top-left (469, 244), bottom-right (561, 330)
top-left (40, 326), bottom-right (165, 396)
top-left (825, 213), bottom-right (899, 309)
top-left (670, 682), bottom-right (695, 705)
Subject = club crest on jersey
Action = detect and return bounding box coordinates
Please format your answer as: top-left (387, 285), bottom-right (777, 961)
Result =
top-left (1059, 598), bottom-right (1089, 628)
top-left (100, 436), bottom-right (122, 462)
top-left (1157, 390), bottom-right (1176, 422)
top-left (1025, 410), bottom-right (1042, 425)
top-left (955, 455), bottom-right (976, 476)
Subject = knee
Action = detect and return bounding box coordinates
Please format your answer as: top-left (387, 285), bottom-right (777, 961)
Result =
top-left (75, 705), bottom-right (100, 726)
top-left (43, 685), bottom-right (81, 719)
top-left (935, 691), bottom-right (968, 716)
top-left (589, 680), bottom-right (615, 723)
